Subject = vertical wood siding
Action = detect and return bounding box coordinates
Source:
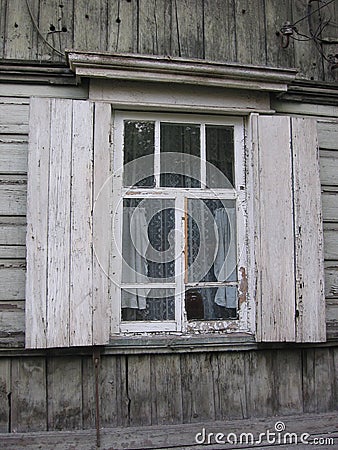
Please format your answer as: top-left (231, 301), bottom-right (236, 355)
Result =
top-left (1, 0), bottom-right (337, 82)
top-left (0, 348), bottom-right (337, 432)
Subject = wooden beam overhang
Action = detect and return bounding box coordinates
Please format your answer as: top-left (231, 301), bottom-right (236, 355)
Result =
top-left (66, 50), bottom-right (298, 92)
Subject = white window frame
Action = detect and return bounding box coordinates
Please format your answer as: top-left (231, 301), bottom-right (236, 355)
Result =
top-left (110, 111), bottom-right (250, 335)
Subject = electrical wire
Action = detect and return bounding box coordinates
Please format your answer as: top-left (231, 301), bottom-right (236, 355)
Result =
top-left (25, 0), bottom-right (66, 58)
top-left (293, 0), bottom-right (335, 27)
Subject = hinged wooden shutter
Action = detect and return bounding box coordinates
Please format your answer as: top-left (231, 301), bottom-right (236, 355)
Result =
top-left (250, 114), bottom-right (326, 342)
top-left (26, 98), bottom-right (112, 348)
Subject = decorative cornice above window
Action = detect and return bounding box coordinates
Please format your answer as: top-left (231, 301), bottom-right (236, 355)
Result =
top-left (66, 50), bottom-right (298, 92)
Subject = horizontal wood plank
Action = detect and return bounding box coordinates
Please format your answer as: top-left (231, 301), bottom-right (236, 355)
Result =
top-left (320, 150), bottom-right (338, 186)
top-left (0, 100), bottom-right (29, 134)
top-left (325, 263), bottom-right (338, 298)
top-left (0, 263), bottom-right (25, 301)
top-left (0, 300), bottom-right (25, 336)
top-left (0, 412), bottom-right (337, 449)
top-left (322, 191), bottom-right (338, 223)
top-left (0, 137), bottom-right (27, 174)
top-left (318, 122), bottom-right (338, 150)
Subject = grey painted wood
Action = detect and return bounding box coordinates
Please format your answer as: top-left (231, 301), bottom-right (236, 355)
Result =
top-left (322, 190), bottom-right (338, 222)
top-left (245, 351), bottom-right (274, 417)
top-left (0, 99), bottom-right (29, 134)
top-left (46, 99), bottom-right (72, 348)
top-left (0, 300), bottom-right (25, 338)
top-left (25, 98), bottom-right (50, 349)
top-left (99, 356), bottom-right (119, 427)
top-left (234, 0), bottom-right (267, 65)
top-left (92, 103), bottom-right (112, 345)
top-left (324, 224), bottom-right (338, 260)
top-left (254, 115), bottom-right (295, 342)
top-left (265, 0), bottom-right (295, 68)
top-left (73, 0), bottom-right (108, 53)
top-left (127, 355), bottom-right (152, 426)
top-left (1, 0), bottom-right (338, 82)
top-left (36, 0), bottom-right (72, 61)
top-left (138, 0), bottom-right (179, 57)
top-left (303, 348), bottom-right (336, 413)
top-left (320, 150), bottom-right (338, 186)
top-left (151, 354), bottom-right (183, 425)
top-left (0, 176), bottom-right (26, 216)
top-left (180, 353), bottom-right (215, 423)
top-left (212, 352), bottom-right (247, 420)
top-left (273, 350), bottom-right (303, 415)
top-left (47, 356), bottom-right (83, 430)
top-left (3, 0), bottom-right (38, 60)
top-left (204, 0), bottom-right (236, 63)
top-left (325, 262), bottom-right (338, 298)
top-left (292, 0), bottom-right (324, 81)
top-left (0, 357), bottom-right (10, 432)
top-left (175, 0), bottom-right (204, 58)
top-left (69, 100), bottom-right (93, 347)
top-left (0, 412), bottom-right (337, 449)
top-left (0, 262), bottom-right (25, 301)
top-left (292, 117), bottom-right (326, 342)
top-left (0, 136), bottom-right (27, 174)
top-left (318, 122), bottom-right (338, 150)
top-left (11, 357), bottom-right (47, 432)
top-left (107, 0), bottom-right (137, 54)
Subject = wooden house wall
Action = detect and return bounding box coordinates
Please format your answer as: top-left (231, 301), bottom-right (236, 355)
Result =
top-left (0, 0), bottom-right (337, 82)
top-left (0, 85), bottom-right (337, 347)
top-left (0, 347), bottom-right (337, 433)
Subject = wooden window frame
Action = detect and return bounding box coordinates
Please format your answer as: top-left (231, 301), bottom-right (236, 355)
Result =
top-left (110, 111), bottom-right (251, 335)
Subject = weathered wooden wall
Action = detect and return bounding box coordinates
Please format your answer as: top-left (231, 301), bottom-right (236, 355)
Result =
top-left (0, 0), bottom-right (337, 82)
top-left (0, 347), bottom-right (337, 433)
top-left (319, 120), bottom-right (338, 338)
top-left (0, 84), bottom-right (337, 347)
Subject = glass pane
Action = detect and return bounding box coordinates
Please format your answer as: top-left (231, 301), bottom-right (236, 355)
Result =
top-left (160, 123), bottom-right (200, 187)
top-left (206, 125), bottom-right (234, 188)
top-left (123, 121), bottom-right (155, 187)
top-left (185, 287), bottom-right (237, 320)
top-left (122, 198), bottom-right (175, 283)
top-left (187, 199), bottom-right (237, 284)
top-left (122, 288), bottom-right (175, 321)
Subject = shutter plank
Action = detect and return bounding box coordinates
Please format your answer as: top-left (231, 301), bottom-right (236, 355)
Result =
top-left (92, 102), bottom-right (113, 343)
top-left (292, 117), bottom-right (326, 342)
top-left (70, 101), bottom-right (94, 347)
top-left (256, 116), bottom-right (295, 342)
top-left (47, 99), bottom-right (72, 348)
top-left (25, 98), bottom-right (50, 349)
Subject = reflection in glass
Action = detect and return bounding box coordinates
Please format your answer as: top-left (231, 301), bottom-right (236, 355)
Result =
top-left (185, 287), bottom-right (238, 320)
top-left (206, 125), bottom-right (234, 188)
top-left (160, 123), bottom-right (200, 187)
top-left (123, 121), bottom-right (155, 187)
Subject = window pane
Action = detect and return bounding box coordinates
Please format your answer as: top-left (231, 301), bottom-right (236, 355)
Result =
top-left (122, 288), bottom-right (175, 321)
top-left (185, 287), bottom-right (237, 320)
top-left (160, 123), bottom-right (200, 187)
top-left (206, 125), bottom-right (234, 188)
top-left (187, 199), bottom-right (237, 284)
top-left (123, 121), bottom-right (155, 187)
top-left (122, 198), bottom-right (175, 284)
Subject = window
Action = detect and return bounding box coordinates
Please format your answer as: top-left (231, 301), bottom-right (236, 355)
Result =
top-left (25, 60), bottom-right (326, 348)
top-left (111, 112), bottom-right (246, 333)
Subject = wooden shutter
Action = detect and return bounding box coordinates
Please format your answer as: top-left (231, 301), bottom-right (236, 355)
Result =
top-left (250, 114), bottom-right (326, 342)
top-left (26, 98), bottom-right (112, 348)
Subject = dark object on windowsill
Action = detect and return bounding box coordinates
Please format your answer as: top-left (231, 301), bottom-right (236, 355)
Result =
top-left (185, 290), bottom-right (204, 320)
